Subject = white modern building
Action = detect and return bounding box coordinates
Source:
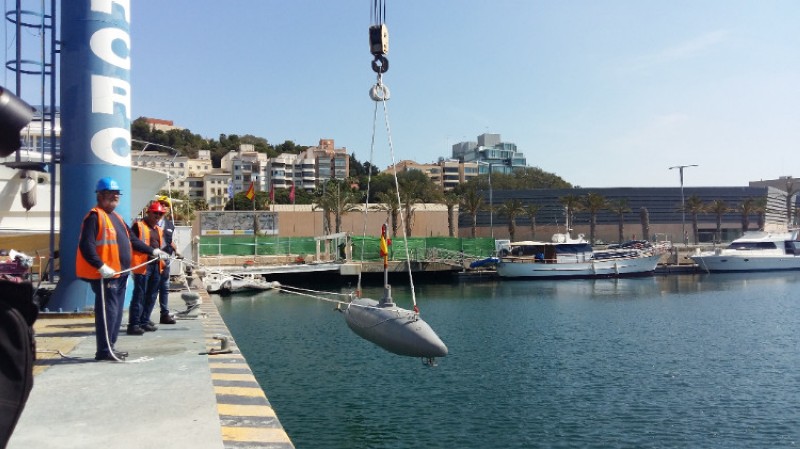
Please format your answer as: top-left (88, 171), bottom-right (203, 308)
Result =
top-left (452, 133), bottom-right (527, 176)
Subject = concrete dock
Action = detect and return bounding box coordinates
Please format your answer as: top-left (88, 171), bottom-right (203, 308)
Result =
top-left (7, 289), bottom-right (294, 449)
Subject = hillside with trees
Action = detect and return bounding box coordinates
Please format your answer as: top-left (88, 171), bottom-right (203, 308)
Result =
top-left (131, 116), bottom-right (573, 199)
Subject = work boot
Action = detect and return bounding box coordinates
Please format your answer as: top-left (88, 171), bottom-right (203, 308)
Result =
top-left (160, 313), bottom-right (176, 324)
top-left (141, 322), bottom-right (158, 332)
top-left (126, 325), bottom-right (145, 335)
top-left (95, 352), bottom-right (124, 362)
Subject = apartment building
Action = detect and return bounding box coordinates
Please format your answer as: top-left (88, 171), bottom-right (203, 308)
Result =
top-left (266, 139), bottom-right (350, 192)
top-left (383, 159), bottom-right (483, 191)
top-left (132, 150), bottom-right (190, 195)
top-left (220, 144), bottom-right (269, 193)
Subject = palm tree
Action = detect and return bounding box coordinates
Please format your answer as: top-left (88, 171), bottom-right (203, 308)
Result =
top-left (582, 192), bottom-right (607, 243)
top-left (737, 198), bottom-right (758, 233)
top-left (608, 199), bottom-right (631, 243)
top-left (523, 204), bottom-right (540, 240)
top-left (558, 194), bottom-right (582, 231)
top-left (754, 197), bottom-right (768, 230)
top-left (639, 207), bottom-right (650, 241)
top-left (374, 190), bottom-right (400, 236)
top-left (319, 180), bottom-right (361, 234)
top-left (399, 182), bottom-right (424, 237)
top-left (497, 199), bottom-right (526, 241)
top-left (312, 195), bottom-right (333, 235)
top-left (459, 187), bottom-right (484, 238)
top-left (684, 195), bottom-right (705, 244)
top-left (442, 191), bottom-right (461, 238)
top-left (707, 200), bottom-right (729, 243)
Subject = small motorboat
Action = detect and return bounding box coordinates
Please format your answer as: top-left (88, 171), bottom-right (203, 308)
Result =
top-left (204, 272), bottom-right (280, 295)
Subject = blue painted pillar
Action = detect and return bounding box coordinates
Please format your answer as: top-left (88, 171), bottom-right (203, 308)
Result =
top-left (50, 0), bottom-right (132, 312)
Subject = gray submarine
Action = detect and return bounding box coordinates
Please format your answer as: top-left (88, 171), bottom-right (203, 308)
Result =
top-left (342, 225), bottom-right (447, 361)
top-left (343, 285), bottom-right (448, 359)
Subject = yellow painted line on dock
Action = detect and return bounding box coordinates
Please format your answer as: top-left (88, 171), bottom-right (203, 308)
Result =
top-left (214, 386), bottom-right (266, 398)
top-left (212, 372), bottom-right (256, 382)
top-left (220, 426), bottom-right (293, 444)
top-left (200, 290), bottom-right (294, 447)
top-left (208, 360), bottom-right (247, 369)
top-left (217, 403), bottom-right (277, 418)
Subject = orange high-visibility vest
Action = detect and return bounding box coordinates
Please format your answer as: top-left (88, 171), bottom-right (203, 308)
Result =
top-left (75, 208), bottom-right (125, 280)
top-left (131, 220), bottom-right (163, 274)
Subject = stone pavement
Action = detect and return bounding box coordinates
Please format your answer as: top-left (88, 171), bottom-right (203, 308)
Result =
top-left (7, 289), bottom-right (294, 449)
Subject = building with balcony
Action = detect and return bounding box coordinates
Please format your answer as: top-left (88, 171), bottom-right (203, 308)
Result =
top-left (383, 159), bottom-right (483, 191)
top-left (266, 139), bottom-right (350, 193)
top-left (304, 139), bottom-right (349, 184)
top-left (220, 144), bottom-right (269, 193)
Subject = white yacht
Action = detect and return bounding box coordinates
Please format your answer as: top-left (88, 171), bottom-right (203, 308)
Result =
top-left (496, 234), bottom-right (665, 279)
top-left (690, 229), bottom-right (800, 272)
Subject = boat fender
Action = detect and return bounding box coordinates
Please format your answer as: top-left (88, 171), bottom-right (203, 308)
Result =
top-left (19, 170), bottom-right (36, 211)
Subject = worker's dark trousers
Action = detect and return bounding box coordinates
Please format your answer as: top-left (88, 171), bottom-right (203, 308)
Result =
top-left (0, 279), bottom-right (37, 447)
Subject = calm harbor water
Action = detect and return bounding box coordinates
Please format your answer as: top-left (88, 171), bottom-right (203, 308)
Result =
top-left (213, 272), bottom-right (800, 448)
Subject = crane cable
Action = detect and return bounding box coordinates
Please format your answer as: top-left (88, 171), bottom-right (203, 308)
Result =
top-left (364, 1), bottom-right (419, 312)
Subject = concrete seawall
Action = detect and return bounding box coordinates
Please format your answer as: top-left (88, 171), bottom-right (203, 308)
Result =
top-left (8, 288), bottom-right (294, 449)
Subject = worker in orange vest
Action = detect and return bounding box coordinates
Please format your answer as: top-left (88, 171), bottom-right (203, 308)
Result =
top-left (76, 178), bottom-right (169, 361)
top-left (127, 201), bottom-right (167, 335)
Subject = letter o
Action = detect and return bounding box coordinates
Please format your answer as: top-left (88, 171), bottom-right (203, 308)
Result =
top-left (91, 127), bottom-right (131, 166)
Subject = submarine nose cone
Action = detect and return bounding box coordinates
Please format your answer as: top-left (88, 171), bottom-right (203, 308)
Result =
top-left (417, 322), bottom-right (448, 357)
top-left (429, 337), bottom-right (448, 358)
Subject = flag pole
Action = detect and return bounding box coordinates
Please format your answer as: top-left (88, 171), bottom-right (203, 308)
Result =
top-left (230, 182), bottom-right (235, 211)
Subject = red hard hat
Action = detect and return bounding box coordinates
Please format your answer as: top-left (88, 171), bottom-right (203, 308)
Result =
top-left (148, 201), bottom-right (167, 214)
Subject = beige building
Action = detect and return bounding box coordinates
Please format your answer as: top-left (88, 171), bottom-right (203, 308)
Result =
top-left (131, 150), bottom-right (190, 196)
top-left (143, 117), bottom-right (183, 132)
top-left (384, 159), bottom-right (481, 191)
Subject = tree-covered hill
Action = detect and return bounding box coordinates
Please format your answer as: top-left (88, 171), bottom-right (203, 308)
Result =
top-left (131, 117), bottom-right (307, 168)
top-left (130, 116), bottom-right (572, 190)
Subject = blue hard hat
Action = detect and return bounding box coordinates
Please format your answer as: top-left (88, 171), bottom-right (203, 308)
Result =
top-left (95, 177), bottom-right (121, 192)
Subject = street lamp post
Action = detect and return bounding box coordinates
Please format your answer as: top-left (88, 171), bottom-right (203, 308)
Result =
top-left (477, 161), bottom-right (493, 239)
top-left (669, 164), bottom-right (698, 245)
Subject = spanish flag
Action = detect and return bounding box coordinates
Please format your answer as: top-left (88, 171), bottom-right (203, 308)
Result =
top-left (379, 224), bottom-right (390, 258)
top-left (379, 234), bottom-right (389, 258)
top-left (245, 182), bottom-right (255, 200)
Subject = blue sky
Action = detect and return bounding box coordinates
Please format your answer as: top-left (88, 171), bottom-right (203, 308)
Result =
top-left (9, 1), bottom-right (799, 188)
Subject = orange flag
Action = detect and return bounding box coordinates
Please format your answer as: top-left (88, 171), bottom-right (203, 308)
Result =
top-left (245, 182), bottom-right (255, 200)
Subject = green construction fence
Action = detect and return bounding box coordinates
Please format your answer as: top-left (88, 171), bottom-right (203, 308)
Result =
top-left (198, 236), bottom-right (497, 260)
